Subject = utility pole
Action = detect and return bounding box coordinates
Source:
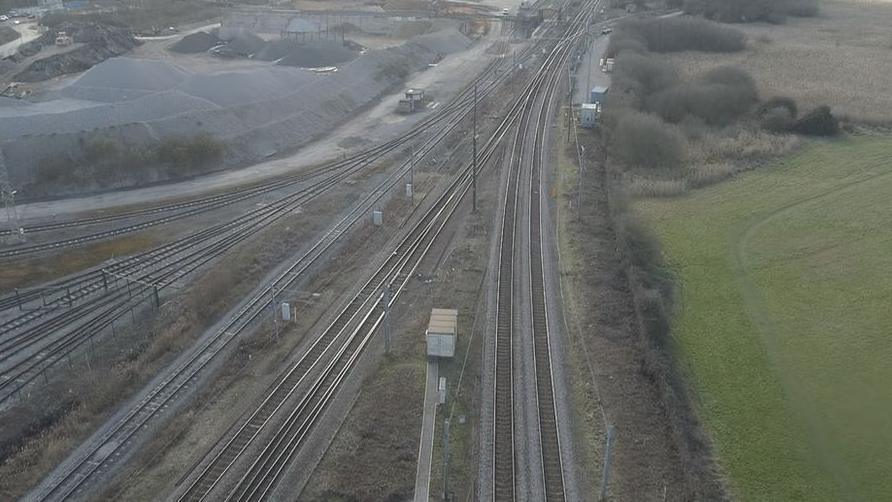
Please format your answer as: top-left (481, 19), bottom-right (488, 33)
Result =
top-left (599, 425), bottom-right (616, 501)
top-left (381, 283), bottom-right (392, 354)
top-left (472, 83), bottom-right (478, 213)
top-left (585, 20), bottom-right (594, 106)
top-left (410, 147), bottom-right (416, 189)
top-left (271, 286), bottom-right (280, 340)
top-left (0, 149), bottom-right (22, 243)
top-left (442, 417), bottom-right (451, 501)
top-left (567, 65), bottom-right (573, 143)
top-left (577, 145), bottom-right (585, 220)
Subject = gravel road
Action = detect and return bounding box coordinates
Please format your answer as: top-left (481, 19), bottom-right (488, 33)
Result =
top-left (0, 21), bottom-right (39, 58)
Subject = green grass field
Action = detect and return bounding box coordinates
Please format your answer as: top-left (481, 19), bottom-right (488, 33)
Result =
top-left (636, 136), bottom-right (892, 501)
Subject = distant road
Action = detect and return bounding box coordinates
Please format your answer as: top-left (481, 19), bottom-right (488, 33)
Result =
top-left (0, 21), bottom-right (40, 58)
top-left (133, 22), bottom-right (221, 41)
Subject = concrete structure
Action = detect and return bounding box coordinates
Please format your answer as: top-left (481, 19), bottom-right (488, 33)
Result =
top-left (413, 360), bottom-right (439, 502)
top-left (398, 88), bottom-right (425, 113)
top-left (589, 85), bottom-right (608, 105)
top-left (426, 308), bottom-right (457, 358)
top-left (580, 103), bottom-right (601, 128)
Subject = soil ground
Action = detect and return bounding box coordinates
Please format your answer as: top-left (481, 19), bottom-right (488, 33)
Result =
top-left (662, 0), bottom-right (892, 124)
top-left (636, 134), bottom-right (892, 502)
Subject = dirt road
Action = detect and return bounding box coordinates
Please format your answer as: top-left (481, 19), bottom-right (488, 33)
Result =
top-left (0, 21), bottom-right (40, 58)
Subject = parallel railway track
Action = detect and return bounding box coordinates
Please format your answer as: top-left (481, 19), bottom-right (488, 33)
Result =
top-left (491, 1), bottom-right (599, 499)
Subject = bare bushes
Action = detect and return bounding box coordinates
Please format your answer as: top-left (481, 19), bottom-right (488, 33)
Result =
top-left (612, 53), bottom-right (679, 103)
top-left (648, 67), bottom-right (759, 125)
top-left (610, 111), bottom-right (686, 169)
top-left (684, 0), bottom-right (820, 23)
top-left (32, 133), bottom-right (225, 195)
top-left (793, 105), bottom-right (840, 136)
top-left (609, 17), bottom-right (746, 55)
top-left (688, 128), bottom-right (800, 164)
top-left (757, 97), bottom-right (840, 136)
top-left (157, 133), bottom-right (225, 175)
top-left (607, 189), bottom-right (728, 500)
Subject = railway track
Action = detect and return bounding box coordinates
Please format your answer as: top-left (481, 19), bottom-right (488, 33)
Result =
top-left (491, 1), bottom-right (598, 499)
top-left (529, 49), bottom-right (566, 502)
top-left (26, 28), bottom-right (532, 501)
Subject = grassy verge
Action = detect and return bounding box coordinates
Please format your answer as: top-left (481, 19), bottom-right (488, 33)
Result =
top-left (636, 135), bottom-right (892, 501)
top-left (554, 122), bottom-right (605, 496)
top-left (0, 233), bottom-right (159, 292)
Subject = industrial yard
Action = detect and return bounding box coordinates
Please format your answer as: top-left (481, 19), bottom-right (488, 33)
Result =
top-left (1, 0), bottom-right (889, 500)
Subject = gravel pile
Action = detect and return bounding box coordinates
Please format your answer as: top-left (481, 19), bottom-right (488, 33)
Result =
top-left (0, 28), bottom-right (474, 188)
top-left (169, 31), bottom-right (220, 54)
top-left (70, 57), bottom-right (189, 91)
top-left (410, 27), bottom-right (473, 55)
top-left (224, 31), bottom-right (266, 57)
top-left (274, 41), bottom-right (357, 68)
top-left (181, 67), bottom-right (310, 107)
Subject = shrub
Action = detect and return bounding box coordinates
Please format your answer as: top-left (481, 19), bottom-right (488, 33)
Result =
top-left (611, 111), bottom-right (686, 169)
top-left (647, 66), bottom-right (758, 125)
top-left (758, 96), bottom-right (798, 119)
top-left (612, 53), bottom-right (679, 105)
top-left (83, 137), bottom-right (119, 163)
top-left (613, 17), bottom-right (746, 54)
top-left (794, 106), bottom-right (840, 136)
top-left (760, 107), bottom-right (795, 132)
top-left (157, 134), bottom-right (224, 173)
top-left (689, 0), bottom-right (819, 23)
top-left (780, 0), bottom-right (820, 18)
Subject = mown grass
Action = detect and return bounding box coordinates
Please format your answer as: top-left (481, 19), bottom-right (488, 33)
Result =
top-left (635, 135), bottom-right (892, 501)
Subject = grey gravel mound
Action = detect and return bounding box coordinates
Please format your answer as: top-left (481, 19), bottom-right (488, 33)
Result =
top-left (410, 27), bottom-right (472, 55)
top-left (254, 39), bottom-right (299, 61)
top-left (181, 67), bottom-right (310, 107)
top-left (0, 27), bottom-right (477, 195)
top-left (70, 57), bottom-right (189, 91)
top-left (272, 41), bottom-right (357, 68)
top-left (169, 31), bottom-right (220, 54)
top-left (224, 31), bottom-right (266, 57)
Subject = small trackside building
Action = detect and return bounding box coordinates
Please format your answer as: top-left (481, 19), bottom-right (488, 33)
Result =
top-left (425, 308), bottom-right (457, 358)
top-left (589, 85), bottom-right (609, 105)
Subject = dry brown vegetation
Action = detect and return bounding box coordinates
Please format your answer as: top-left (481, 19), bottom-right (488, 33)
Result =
top-left (0, 233), bottom-right (160, 292)
top-left (664, 1), bottom-right (892, 124)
